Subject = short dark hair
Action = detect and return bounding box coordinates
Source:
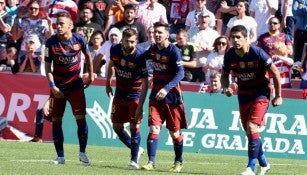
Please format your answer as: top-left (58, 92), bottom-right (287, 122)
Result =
top-left (230, 25), bottom-right (248, 38)
top-left (56, 12), bottom-right (72, 19)
top-left (153, 22), bottom-right (170, 32)
top-left (124, 4), bottom-right (136, 11)
top-left (176, 28), bottom-right (186, 35)
top-left (122, 28), bottom-right (138, 40)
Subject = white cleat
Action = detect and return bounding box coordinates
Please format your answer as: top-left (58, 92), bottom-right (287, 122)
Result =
top-left (258, 163), bottom-right (270, 175)
top-left (241, 167), bottom-right (255, 175)
top-left (128, 160), bottom-right (139, 170)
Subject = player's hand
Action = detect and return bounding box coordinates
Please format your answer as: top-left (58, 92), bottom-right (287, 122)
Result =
top-left (271, 96), bottom-right (282, 107)
top-left (106, 85), bottom-right (113, 98)
top-left (51, 87), bottom-right (65, 98)
top-left (224, 87), bottom-right (233, 97)
top-left (155, 88), bottom-right (167, 101)
top-left (82, 73), bottom-right (95, 88)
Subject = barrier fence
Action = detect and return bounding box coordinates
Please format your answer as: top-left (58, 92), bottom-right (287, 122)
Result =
top-left (0, 72), bottom-right (306, 160)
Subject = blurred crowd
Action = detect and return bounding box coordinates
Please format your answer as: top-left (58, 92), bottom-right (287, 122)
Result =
top-left (0, 0), bottom-right (306, 93)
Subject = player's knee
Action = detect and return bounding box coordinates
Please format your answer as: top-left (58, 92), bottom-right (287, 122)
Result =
top-left (112, 123), bottom-right (124, 132)
top-left (169, 130), bottom-right (181, 140)
top-left (247, 121), bottom-right (258, 133)
top-left (149, 125), bottom-right (160, 134)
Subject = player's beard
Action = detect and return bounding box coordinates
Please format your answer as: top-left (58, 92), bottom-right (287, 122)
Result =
top-left (123, 46), bottom-right (135, 55)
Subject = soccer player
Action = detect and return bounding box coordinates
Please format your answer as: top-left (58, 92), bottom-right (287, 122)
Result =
top-left (106, 28), bottom-right (149, 169)
top-left (221, 25), bottom-right (282, 175)
top-left (141, 22), bottom-right (188, 173)
top-left (44, 12), bottom-right (94, 166)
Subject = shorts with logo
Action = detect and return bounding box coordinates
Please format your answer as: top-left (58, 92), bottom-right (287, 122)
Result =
top-left (49, 88), bottom-right (86, 118)
top-left (148, 100), bottom-right (188, 131)
top-left (111, 98), bottom-right (141, 124)
top-left (239, 98), bottom-right (269, 130)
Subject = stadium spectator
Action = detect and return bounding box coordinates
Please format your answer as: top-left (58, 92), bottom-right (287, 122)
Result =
top-left (280, 0), bottom-right (295, 41)
top-left (249, 0), bottom-right (279, 37)
top-left (78, 0), bottom-right (110, 33)
top-left (188, 11), bottom-right (219, 51)
top-left (90, 31), bottom-right (105, 75)
top-left (199, 71), bottom-right (224, 93)
top-left (136, 0), bottom-right (168, 30)
top-left (257, 16), bottom-right (293, 57)
top-left (203, 35), bottom-right (230, 74)
top-left (175, 28), bottom-right (199, 82)
top-left (269, 41), bottom-right (294, 88)
top-left (0, 0), bottom-right (12, 61)
top-left (94, 27), bottom-right (122, 77)
top-left (167, 0), bottom-right (190, 37)
top-left (292, 0), bottom-right (307, 62)
top-left (112, 4), bottom-right (147, 43)
top-left (18, 38), bottom-right (41, 73)
top-left (185, 0), bottom-right (216, 31)
top-left (221, 25), bottom-right (282, 175)
top-left (104, 0), bottom-right (126, 36)
top-left (137, 26), bottom-right (155, 50)
top-left (0, 47), bottom-right (17, 72)
top-left (137, 26), bottom-right (155, 83)
top-left (11, 0), bottom-right (53, 63)
top-left (48, 0), bottom-right (78, 30)
top-left (188, 11), bottom-right (219, 82)
top-left (225, 0), bottom-right (257, 44)
top-left (215, 0), bottom-right (239, 35)
top-left (141, 22), bottom-right (188, 173)
top-left (74, 6), bottom-right (103, 42)
top-left (106, 28), bottom-right (148, 169)
top-left (5, 0), bottom-right (19, 27)
top-left (300, 43), bottom-right (307, 93)
top-left (44, 12), bottom-right (94, 166)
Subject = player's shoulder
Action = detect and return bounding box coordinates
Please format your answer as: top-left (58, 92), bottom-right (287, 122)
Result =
top-left (110, 43), bottom-right (121, 51)
top-left (72, 32), bottom-right (87, 41)
top-left (46, 34), bottom-right (58, 45)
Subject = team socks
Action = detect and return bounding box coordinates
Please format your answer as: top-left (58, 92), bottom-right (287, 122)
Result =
top-left (247, 138), bottom-right (261, 171)
top-left (52, 121), bottom-right (64, 157)
top-left (77, 124), bottom-right (88, 153)
top-left (147, 133), bottom-right (159, 164)
top-left (115, 129), bottom-right (132, 148)
top-left (173, 136), bottom-right (183, 163)
top-left (257, 139), bottom-right (268, 167)
top-left (131, 130), bottom-right (141, 163)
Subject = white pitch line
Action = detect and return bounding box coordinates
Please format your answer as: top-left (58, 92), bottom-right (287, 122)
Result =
top-left (12, 159), bottom-right (307, 167)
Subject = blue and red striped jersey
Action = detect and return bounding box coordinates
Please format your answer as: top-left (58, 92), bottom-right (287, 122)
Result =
top-left (45, 33), bottom-right (89, 90)
top-left (223, 45), bottom-right (273, 104)
top-left (145, 43), bottom-right (184, 104)
top-left (110, 44), bottom-right (148, 100)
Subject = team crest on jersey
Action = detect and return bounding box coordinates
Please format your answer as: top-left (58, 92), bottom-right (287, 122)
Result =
top-left (156, 54), bottom-right (161, 61)
top-left (128, 62), bottom-right (135, 69)
top-left (239, 62), bottom-right (245, 69)
top-left (120, 59), bottom-right (126, 66)
top-left (73, 44), bottom-right (80, 50)
top-left (65, 46), bottom-right (71, 52)
top-left (247, 61), bottom-right (254, 68)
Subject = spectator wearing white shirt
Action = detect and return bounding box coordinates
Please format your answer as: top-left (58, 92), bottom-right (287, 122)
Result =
top-left (185, 0), bottom-right (216, 31)
top-left (136, 0), bottom-right (168, 30)
top-left (225, 0), bottom-right (257, 43)
top-left (249, 0), bottom-right (279, 38)
top-left (94, 27), bottom-right (122, 77)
